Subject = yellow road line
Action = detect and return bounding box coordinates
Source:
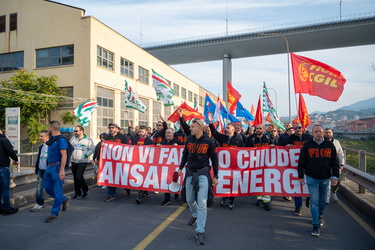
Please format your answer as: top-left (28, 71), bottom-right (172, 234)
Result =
top-left (337, 200), bottom-right (375, 239)
top-left (133, 203), bottom-right (188, 250)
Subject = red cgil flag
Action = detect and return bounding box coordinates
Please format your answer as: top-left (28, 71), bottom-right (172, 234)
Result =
top-left (253, 96), bottom-right (263, 127)
top-left (168, 102), bottom-right (204, 123)
top-left (290, 53), bottom-right (346, 102)
top-left (298, 94), bottom-right (311, 129)
top-left (227, 81), bottom-right (242, 114)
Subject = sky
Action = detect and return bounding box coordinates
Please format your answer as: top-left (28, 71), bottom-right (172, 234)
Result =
top-left (57, 0), bottom-right (375, 118)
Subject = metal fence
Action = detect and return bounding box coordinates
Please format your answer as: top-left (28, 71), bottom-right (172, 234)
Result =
top-left (342, 147), bottom-right (375, 194)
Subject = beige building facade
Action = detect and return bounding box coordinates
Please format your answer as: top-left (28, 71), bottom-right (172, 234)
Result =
top-left (0, 0), bottom-right (217, 140)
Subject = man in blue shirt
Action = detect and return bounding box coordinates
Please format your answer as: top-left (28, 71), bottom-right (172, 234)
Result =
top-left (44, 121), bottom-right (70, 222)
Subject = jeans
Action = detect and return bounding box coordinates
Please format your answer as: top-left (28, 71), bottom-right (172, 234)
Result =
top-left (108, 187), bottom-right (116, 197)
top-left (71, 162), bottom-right (88, 195)
top-left (36, 169), bottom-right (45, 206)
top-left (0, 167), bottom-right (11, 211)
top-left (294, 197), bottom-right (302, 207)
top-left (306, 175), bottom-right (330, 227)
top-left (185, 175), bottom-right (209, 233)
top-left (43, 164), bottom-right (67, 216)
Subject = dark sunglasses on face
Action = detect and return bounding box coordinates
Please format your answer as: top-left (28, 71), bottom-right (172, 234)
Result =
top-left (294, 127), bottom-right (302, 130)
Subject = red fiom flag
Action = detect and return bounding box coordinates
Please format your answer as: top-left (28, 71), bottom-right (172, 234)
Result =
top-left (253, 96), bottom-right (263, 127)
top-left (227, 81), bottom-right (242, 114)
top-left (298, 94), bottom-right (311, 129)
top-left (168, 102), bottom-right (204, 123)
top-left (290, 53), bottom-right (346, 101)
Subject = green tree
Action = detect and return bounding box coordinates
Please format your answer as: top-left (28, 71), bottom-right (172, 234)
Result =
top-left (0, 70), bottom-right (67, 143)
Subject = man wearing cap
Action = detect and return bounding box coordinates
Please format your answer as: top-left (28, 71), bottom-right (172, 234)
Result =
top-left (178, 118), bottom-right (219, 245)
top-left (103, 123), bottom-right (131, 201)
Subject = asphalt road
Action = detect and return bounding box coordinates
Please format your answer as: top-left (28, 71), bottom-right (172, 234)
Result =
top-left (1, 185), bottom-right (374, 250)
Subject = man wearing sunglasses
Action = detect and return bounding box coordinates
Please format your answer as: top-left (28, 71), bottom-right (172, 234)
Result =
top-left (178, 118), bottom-right (219, 245)
top-left (150, 115), bottom-right (168, 144)
top-left (70, 125), bottom-right (95, 199)
top-left (103, 123), bottom-right (131, 201)
top-left (285, 122), bottom-right (313, 216)
top-left (208, 118), bottom-right (244, 210)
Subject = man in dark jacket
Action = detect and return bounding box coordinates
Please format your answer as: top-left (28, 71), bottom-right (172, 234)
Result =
top-left (0, 129), bottom-right (19, 215)
top-left (158, 128), bottom-right (183, 206)
top-left (150, 116), bottom-right (168, 144)
top-left (133, 125), bottom-right (154, 204)
top-left (30, 130), bottom-right (49, 212)
top-left (209, 121), bottom-right (243, 210)
top-left (286, 122), bottom-right (313, 216)
top-left (104, 123), bottom-right (131, 201)
top-left (245, 124), bottom-right (273, 211)
top-left (178, 118), bottom-right (219, 245)
top-left (298, 125), bottom-right (339, 237)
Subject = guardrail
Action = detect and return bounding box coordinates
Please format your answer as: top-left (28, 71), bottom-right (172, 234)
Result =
top-left (342, 147), bottom-right (375, 194)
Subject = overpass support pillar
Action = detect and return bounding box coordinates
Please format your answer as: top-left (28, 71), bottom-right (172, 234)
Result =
top-left (223, 54), bottom-right (232, 104)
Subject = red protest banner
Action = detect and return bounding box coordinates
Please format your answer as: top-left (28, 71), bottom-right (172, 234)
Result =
top-left (98, 142), bottom-right (309, 197)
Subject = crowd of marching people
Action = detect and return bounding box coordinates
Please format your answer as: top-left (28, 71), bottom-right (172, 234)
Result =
top-left (0, 108), bottom-right (343, 245)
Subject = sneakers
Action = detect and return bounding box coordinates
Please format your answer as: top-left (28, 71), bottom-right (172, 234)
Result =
top-left (72, 194), bottom-right (82, 199)
top-left (196, 233), bottom-right (206, 245)
top-left (263, 203), bottom-right (271, 211)
top-left (326, 197), bottom-right (330, 205)
top-left (136, 195), bottom-right (142, 204)
top-left (45, 214), bottom-right (59, 223)
top-left (104, 196), bottom-right (115, 202)
top-left (283, 196), bottom-right (292, 201)
top-left (294, 207), bottom-right (301, 216)
top-left (228, 201), bottom-right (234, 210)
top-left (143, 192), bottom-right (150, 198)
top-left (311, 226), bottom-right (320, 237)
top-left (62, 196), bottom-right (70, 211)
top-left (101, 186), bottom-right (107, 189)
top-left (3, 207), bottom-right (19, 215)
top-left (220, 197), bottom-right (227, 207)
top-left (319, 217), bottom-right (324, 226)
top-left (30, 204), bottom-right (44, 212)
top-left (331, 192), bottom-right (339, 201)
top-left (82, 191), bottom-right (89, 199)
top-left (255, 200), bottom-right (263, 206)
top-left (188, 217), bottom-right (197, 226)
top-left (162, 199), bottom-right (171, 206)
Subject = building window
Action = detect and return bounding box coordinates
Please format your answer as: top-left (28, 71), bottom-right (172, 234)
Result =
top-left (121, 92), bottom-right (134, 129)
top-left (153, 101), bottom-right (161, 128)
top-left (194, 94), bottom-right (198, 107)
top-left (120, 58), bottom-right (133, 78)
top-left (199, 95), bottom-right (204, 106)
top-left (36, 45), bottom-right (74, 68)
top-left (97, 46), bottom-right (114, 71)
top-left (97, 87), bottom-right (114, 134)
top-left (60, 87), bottom-right (73, 108)
top-left (9, 13), bottom-right (17, 31)
top-left (164, 106), bottom-right (173, 128)
top-left (188, 91), bottom-right (193, 102)
top-left (181, 87), bottom-right (187, 99)
top-left (0, 15), bottom-right (5, 33)
top-left (0, 51), bottom-right (24, 72)
top-left (173, 83), bottom-right (179, 97)
top-left (138, 97), bottom-right (149, 126)
top-left (138, 66), bottom-right (149, 84)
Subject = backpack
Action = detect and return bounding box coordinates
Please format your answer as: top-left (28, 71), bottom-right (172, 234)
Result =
top-left (46, 135), bottom-right (74, 168)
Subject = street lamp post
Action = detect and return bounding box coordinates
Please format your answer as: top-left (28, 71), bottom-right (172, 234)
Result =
top-left (268, 87), bottom-right (277, 111)
top-left (260, 32), bottom-right (292, 123)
